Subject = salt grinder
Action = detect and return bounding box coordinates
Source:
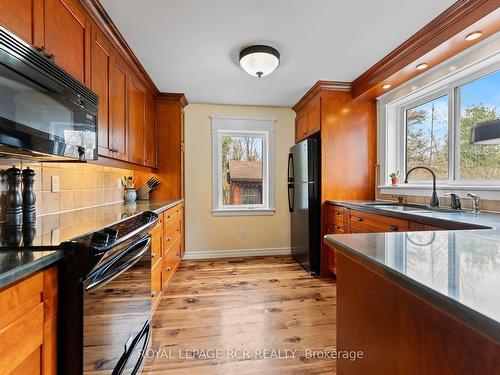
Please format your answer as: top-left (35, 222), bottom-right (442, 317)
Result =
top-left (22, 167), bottom-right (36, 224)
top-left (5, 166), bottom-right (22, 227)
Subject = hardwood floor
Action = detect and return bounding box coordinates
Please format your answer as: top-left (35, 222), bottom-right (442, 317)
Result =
top-left (143, 256), bottom-right (336, 375)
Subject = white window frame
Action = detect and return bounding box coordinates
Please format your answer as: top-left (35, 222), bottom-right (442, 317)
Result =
top-left (211, 116), bottom-right (276, 216)
top-left (378, 33), bottom-right (500, 200)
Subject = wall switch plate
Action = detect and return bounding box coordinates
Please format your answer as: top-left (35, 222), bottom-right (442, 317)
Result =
top-left (117, 178), bottom-right (122, 189)
top-left (51, 229), bottom-right (60, 244)
top-left (240, 230), bottom-right (246, 239)
top-left (51, 175), bottom-right (60, 192)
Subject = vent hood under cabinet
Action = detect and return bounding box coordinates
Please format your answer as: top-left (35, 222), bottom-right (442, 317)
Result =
top-left (471, 119), bottom-right (500, 145)
top-left (0, 26), bottom-right (98, 161)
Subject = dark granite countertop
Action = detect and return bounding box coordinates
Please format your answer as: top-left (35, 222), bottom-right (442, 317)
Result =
top-left (324, 200), bottom-right (500, 343)
top-left (0, 199), bottom-right (182, 289)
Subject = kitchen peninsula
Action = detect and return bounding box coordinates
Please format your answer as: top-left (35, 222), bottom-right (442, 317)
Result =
top-left (324, 201), bottom-right (500, 374)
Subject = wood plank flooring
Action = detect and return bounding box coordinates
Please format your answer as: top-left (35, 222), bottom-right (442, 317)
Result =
top-left (143, 256), bottom-right (336, 375)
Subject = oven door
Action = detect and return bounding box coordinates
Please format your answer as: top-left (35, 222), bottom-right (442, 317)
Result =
top-left (83, 234), bottom-right (152, 374)
top-left (0, 63), bottom-right (97, 160)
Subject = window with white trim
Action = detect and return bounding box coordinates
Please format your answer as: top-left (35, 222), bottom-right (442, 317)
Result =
top-left (211, 117), bottom-right (275, 216)
top-left (379, 41), bottom-right (500, 196)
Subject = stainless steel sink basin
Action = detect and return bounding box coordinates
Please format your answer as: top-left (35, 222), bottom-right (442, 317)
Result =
top-left (363, 202), bottom-right (462, 214)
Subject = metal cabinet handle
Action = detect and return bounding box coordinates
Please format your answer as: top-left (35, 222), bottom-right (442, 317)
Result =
top-left (166, 237), bottom-right (172, 241)
top-left (354, 217), bottom-right (363, 222)
top-left (151, 252), bottom-right (157, 257)
top-left (388, 225), bottom-right (399, 231)
top-left (167, 266), bottom-right (172, 271)
top-left (151, 291), bottom-right (157, 297)
top-left (335, 211), bottom-right (342, 215)
top-left (334, 225), bottom-right (341, 230)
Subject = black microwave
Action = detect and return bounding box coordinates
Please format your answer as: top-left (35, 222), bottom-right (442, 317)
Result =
top-left (0, 26), bottom-right (98, 161)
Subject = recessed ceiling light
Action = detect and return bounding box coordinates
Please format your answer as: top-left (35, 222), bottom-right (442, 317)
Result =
top-left (416, 63), bottom-right (429, 70)
top-left (382, 84), bottom-right (391, 89)
top-left (411, 86), bottom-right (418, 91)
top-left (239, 45), bottom-right (280, 78)
top-left (465, 31), bottom-right (482, 41)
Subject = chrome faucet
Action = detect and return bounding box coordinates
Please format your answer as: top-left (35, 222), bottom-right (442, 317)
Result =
top-left (404, 166), bottom-right (439, 207)
top-left (467, 193), bottom-right (480, 213)
top-left (445, 193), bottom-right (462, 210)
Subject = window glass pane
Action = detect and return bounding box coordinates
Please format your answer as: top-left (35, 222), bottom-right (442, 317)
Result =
top-left (222, 135), bottom-right (263, 205)
top-left (406, 95), bottom-right (449, 180)
top-left (458, 70), bottom-right (500, 180)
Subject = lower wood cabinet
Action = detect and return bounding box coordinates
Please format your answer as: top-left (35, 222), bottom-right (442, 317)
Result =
top-left (325, 205), bottom-right (448, 277)
top-left (150, 203), bottom-right (184, 314)
top-left (0, 266), bottom-right (58, 375)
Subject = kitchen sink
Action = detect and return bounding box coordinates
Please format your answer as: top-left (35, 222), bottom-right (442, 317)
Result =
top-left (363, 202), bottom-right (462, 214)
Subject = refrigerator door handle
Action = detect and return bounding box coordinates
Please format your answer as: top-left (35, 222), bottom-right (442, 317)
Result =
top-left (288, 153), bottom-right (294, 212)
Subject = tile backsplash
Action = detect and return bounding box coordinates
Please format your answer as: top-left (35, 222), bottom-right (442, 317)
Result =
top-left (0, 160), bottom-right (134, 221)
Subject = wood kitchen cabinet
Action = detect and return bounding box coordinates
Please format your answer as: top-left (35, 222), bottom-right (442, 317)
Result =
top-left (128, 77), bottom-right (146, 165)
top-left (295, 95), bottom-right (321, 143)
top-left (44, 0), bottom-right (89, 83)
top-left (145, 93), bottom-right (157, 167)
top-left (0, 266), bottom-right (58, 375)
top-left (0, 0), bottom-right (41, 45)
top-left (109, 53), bottom-right (129, 161)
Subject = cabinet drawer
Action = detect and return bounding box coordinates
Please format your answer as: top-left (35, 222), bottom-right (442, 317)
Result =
top-left (326, 205), bottom-right (345, 226)
top-left (164, 217), bottom-right (182, 247)
top-left (150, 225), bottom-right (162, 266)
top-left (327, 223), bottom-right (345, 234)
top-left (163, 204), bottom-right (182, 223)
top-left (151, 260), bottom-right (162, 309)
top-left (0, 303), bottom-right (44, 375)
top-left (350, 210), bottom-right (409, 232)
top-left (0, 272), bottom-right (43, 330)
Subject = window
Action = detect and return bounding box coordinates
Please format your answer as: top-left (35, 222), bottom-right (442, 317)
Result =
top-left (405, 95), bottom-right (449, 180)
top-left (457, 70), bottom-right (500, 180)
top-left (381, 52), bottom-right (500, 191)
top-left (211, 117), bottom-right (275, 215)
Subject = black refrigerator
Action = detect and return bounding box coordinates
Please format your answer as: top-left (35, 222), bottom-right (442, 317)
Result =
top-left (288, 138), bottom-right (321, 275)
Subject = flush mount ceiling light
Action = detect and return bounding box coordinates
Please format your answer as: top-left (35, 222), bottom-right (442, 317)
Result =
top-left (416, 62), bottom-right (429, 70)
top-left (239, 45), bottom-right (280, 78)
top-left (465, 31), bottom-right (482, 41)
top-left (382, 83), bottom-right (391, 89)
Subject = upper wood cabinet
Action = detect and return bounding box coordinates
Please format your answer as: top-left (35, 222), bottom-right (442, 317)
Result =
top-left (295, 95), bottom-right (321, 143)
top-left (91, 27), bottom-right (112, 157)
top-left (110, 53), bottom-right (129, 161)
top-left (0, 0), bottom-right (39, 45)
top-left (44, 0), bottom-right (89, 83)
top-left (145, 93), bottom-right (157, 168)
top-left (128, 77), bottom-right (146, 165)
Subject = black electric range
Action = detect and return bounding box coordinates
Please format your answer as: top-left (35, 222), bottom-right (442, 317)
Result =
top-left (58, 210), bottom-right (158, 375)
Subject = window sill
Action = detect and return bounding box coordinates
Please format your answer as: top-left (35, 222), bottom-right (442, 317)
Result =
top-left (379, 184), bottom-right (500, 200)
top-left (211, 208), bottom-right (276, 217)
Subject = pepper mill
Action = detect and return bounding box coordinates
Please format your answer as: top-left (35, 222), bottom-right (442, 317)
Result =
top-left (5, 166), bottom-right (22, 227)
top-left (22, 167), bottom-right (36, 224)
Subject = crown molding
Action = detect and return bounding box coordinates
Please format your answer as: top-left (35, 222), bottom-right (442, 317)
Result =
top-left (292, 81), bottom-right (351, 112)
top-left (156, 93), bottom-right (189, 108)
top-left (352, 0), bottom-right (499, 98)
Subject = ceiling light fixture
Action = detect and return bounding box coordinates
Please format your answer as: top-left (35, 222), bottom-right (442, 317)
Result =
top-left (239, 45), bottom-right (280, 78)
top-left (465, 31), bottom-right (482, 41)
top-left (416, 63), bottom-right (429, 70)
top-left (382, 84), bottom-right (391, 89)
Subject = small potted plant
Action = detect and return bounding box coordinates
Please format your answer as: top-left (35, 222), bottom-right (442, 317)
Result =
top-left (389, 171), bottom-right (400, 186)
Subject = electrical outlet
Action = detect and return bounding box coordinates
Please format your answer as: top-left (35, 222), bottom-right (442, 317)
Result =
top-left (117, 178), bottom-right (122, 189)
top-left (51, 175), bottom-right (60, 192)
top-left (240, 230), bottom-right (246, 239)
top-left (51, 229), bottom-right (60, 244)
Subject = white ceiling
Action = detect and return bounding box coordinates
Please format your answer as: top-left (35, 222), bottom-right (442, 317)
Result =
top-left (100, 0), bottom-right (455, 107)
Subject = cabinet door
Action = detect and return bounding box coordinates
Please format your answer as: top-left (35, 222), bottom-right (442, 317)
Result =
top-left (0, 0), bottom-right (37, 44)
top-left (144, 93), bottom-right (157, 167)
top-left (91, 27), bottom-right (112, 157)
top-left (128, 77), bottom-right (146, 165)
top-left (44, 0), bottom-right (88, 82)
top-left (110, 54), bottom-right (128, 161)
top-left (295, 111), bottom-right (308, 143)
top-left (307, 96), bottom-right (321, 135)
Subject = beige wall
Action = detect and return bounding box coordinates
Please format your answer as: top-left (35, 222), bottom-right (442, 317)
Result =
top-left (184, 104), bottom-right (295, 254)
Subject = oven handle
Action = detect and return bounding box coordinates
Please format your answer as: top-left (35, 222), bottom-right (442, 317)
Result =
top-left (85, 235), bottom-right (151, 292)
top-left (113, 321), bottom-right (151, 375)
